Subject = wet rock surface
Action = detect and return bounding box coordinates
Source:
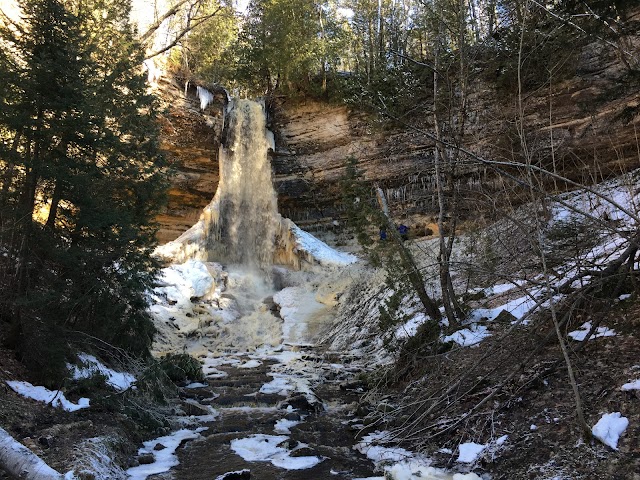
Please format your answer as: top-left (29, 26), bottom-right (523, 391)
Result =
top-left (173, 349), bottom-right (377, 480)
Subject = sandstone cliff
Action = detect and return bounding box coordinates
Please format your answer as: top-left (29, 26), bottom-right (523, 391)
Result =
top-left (156, 16), bottom-right (640, 245)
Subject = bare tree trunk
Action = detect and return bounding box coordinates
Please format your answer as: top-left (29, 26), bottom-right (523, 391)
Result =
top-left (375, 186), bottom-right (442, 321)
top-left (46, 180), bottom-right (62, 230)
top-left (517, 2), bottom-right (591, 439)
top-left (433, 18), bottom-right (460, 328)
top-left (0, 427), bottom-right (64, 480)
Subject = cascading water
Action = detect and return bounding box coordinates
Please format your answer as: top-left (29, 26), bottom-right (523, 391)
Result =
top-left (206, 99), bottom-right (278, 268)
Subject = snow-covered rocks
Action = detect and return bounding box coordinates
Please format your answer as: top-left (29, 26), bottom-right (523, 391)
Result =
top-left (355, 431), bottom-right (488, 479)
top-left (287, 223), bottom-right (358, 267)
top-left (155, 259), bottom-right (220, 302)
top-left (126, 428), bottom-right (206, 480)
top-left (230, 434), bottom-right (323, 470)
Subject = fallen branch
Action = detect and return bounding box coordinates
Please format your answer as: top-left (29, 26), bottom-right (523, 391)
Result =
top-left (0, 427), bottom-right (67, 479)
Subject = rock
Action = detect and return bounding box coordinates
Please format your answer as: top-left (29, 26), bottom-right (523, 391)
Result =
top-left (494, 310), bottom-right (517, 324)
top-left (215, 469), bottom-right (251, 480)
top-left (363, 414), bottom-right (381, 427)
top-left (281, 439), bottom-right (299, 450)
top-left (153, 443), bottom-right (166, 451)
top-left (38, 436), bottom-right (53, 448)
top-left (137, 453), bottom-right (155, 465)
top-left (289, 447), bottom-right (315, 457)
top-left (340, 380), bottom-right (367, 392)
top-left (182, 401), bottom-right (211, 416)
top-left (355, 404), bottom-right (373, 417)
top-left (284, 412), bottom-right (302, 421)
top-left (77, 473), bottom-right (96, 480)
top-left (278, 394), bottom-right (323, 414)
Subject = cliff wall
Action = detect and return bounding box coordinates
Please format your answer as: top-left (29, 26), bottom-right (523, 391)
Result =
top-left (156, 15), bottom-right (640, 244)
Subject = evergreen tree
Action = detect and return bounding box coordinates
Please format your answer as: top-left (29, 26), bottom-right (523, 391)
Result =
top-left (0, 0), bottom-right (167, 384)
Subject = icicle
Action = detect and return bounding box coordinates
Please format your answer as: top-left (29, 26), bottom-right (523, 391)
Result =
top-left (196, 86), bottom-right (214, 110)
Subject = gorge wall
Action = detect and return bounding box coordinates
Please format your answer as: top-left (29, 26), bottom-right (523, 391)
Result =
top-left (156, 16), bottom-right (640, 245)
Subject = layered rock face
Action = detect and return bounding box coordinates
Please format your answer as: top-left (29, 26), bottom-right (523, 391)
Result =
top-left (155, 80), bottom-right (226, 244)
top-left (156, 15), bottom-right (640, 244)
top-left (272, 27), bottom-right (640, 239)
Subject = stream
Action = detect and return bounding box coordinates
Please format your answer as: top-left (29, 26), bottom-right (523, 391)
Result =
top-left (172, 346), bottom-right (378, 479)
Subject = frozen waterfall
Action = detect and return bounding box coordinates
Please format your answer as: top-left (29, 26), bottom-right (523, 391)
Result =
top-left (204, 99), bottom-right (278, 268)
top-left (155, 94), bottom-right (356, 270)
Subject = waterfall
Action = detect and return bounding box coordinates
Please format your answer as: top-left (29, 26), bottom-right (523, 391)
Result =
top-left (205, 99), bottom-right (278, 268)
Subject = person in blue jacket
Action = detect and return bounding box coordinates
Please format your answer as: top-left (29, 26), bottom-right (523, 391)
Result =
top-left (398, 224), bottom-right (409, 241)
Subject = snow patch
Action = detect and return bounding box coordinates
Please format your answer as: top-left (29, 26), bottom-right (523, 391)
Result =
top-left (6, 380), bottom-right (90, 412)
top-left (215, 470), bottom-right (251, 480)
top-left (230, 434), bottom-right (322, 470)
top-left (184, 382), bottom-right (208, 389)
top-left (568, 322), bottom-right (616, 341)
top-left (621, 379), bottom-right (640, 391)
top-left (355, 433), bottom-right (482, 479)
top-left (386, 461), bottom-right (482, 480)
top-left (456, 442), bottom-right (486, 463)
top-left (291, 224), bottom-right (357, 266)
top-left (274, 418), bottom-right (300, 434)
top-left (443, 325), bottom-right (491, 347)
top-left (468, 295), bottom-right (538, 323)
top-left (126, 428), bottom-right (206, 480)
top-left (69, 354), bottom-right (135, 392)
top-left (239, 359), bottom-right (262, 369)
top-left (591, 412), bottom-right (628, 450)
top-left (395, 313), bottom-right (428, 339)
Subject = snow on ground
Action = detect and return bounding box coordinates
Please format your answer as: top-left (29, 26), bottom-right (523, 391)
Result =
top-left (386, 461), bottom-right (482, 480)
top-left (126, 428), bottom-right (206, 480)
top-left (184, 382), bottom-right (208, 389)
top-left (6, 380), bottom-right (90, 412)
top-left (443, 325), bottom-right (491, 347)
top-left (568, 322), bottom-right (617, 341)
top-left (273, 286), bottom-right (334, 345)
top-left (591, 412), bottom-right (629, 450)
top-left (230, 434), bottom-right (323, 470)
top-left (215, 470), bottom-right (251, 480)
top-left (290, 224), bottom-right (358, 266)
top-left (260, 375), bottom-right (295, 395)
top-left (238, 359), bottom-right (262, 368)
top-left (552, 174), bottom-right (640, 227)
top-left (202, 357), bottom-right (230, 379)
top-left (395, 312), bottom-right (428, 339)
top-left (457, 436), bottom-right (508, 464)
top-left (259, 372), bottom-right (315, 399)
top-left (355, 432), bottom-right (483, 480)
top-left (274, 418), bottom-right (300, 434)
top-left (71, 436), bottom-right (129, 480)
top-left (621, 379), bottom-right (640, 391)
top-left (69, 353), bottom-right (136, 391)
top-left (355, 432), bottom-right (414, 463)
top-left (467, 294), bottom-right (540, 324)
top-left (456, 442), bottom-right (486, 463)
